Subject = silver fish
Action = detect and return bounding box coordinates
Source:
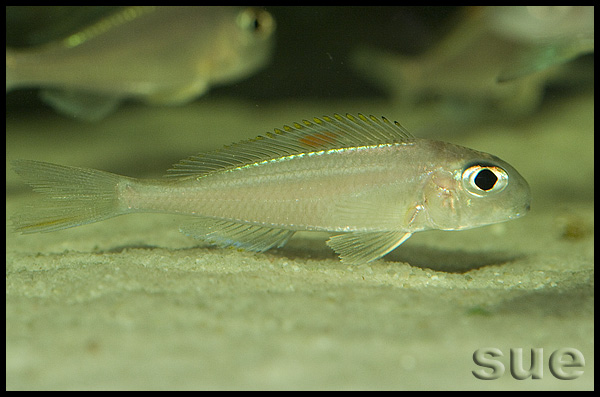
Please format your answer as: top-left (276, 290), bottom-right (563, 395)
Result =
top-left (12, 113), bottom-right (530, 264)
top-left (6, 6), bottom-right (275, 120)
top-left (353, 6), bottom-right (594, 118)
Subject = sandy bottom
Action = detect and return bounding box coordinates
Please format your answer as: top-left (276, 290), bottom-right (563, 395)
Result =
top-left (6, 92), bottom-right (593, 390)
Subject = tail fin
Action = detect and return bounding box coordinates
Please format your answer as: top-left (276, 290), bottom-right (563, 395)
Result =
top-left (11, 160), bottom-right (125, 233)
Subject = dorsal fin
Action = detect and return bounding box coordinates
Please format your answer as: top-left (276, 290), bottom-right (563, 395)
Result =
top-left (60, 7), bottom-right (157, 48)
top-left (166, 113), bottom-right (414, 179)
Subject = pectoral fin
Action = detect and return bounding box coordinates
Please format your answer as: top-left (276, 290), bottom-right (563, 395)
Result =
top-left (39, 89), bottom-right (121, 121)
top-left (327, 231), bottom-right (412, 265)
top-left (180, 218), bottom-right (294, 252)
top-left (497, 35), bottom-right (595, 83)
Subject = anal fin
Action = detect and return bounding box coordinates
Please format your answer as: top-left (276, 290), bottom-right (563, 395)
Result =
top-left (180, 218), bottom-right (294, 252)
top-left (327, 231), bottom-right (412, 265)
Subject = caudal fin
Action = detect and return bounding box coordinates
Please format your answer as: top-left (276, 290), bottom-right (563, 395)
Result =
top-left (11, 160), bottom-right (126, 233)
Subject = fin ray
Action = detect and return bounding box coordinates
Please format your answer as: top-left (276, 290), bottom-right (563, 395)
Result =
top-left (327, 231), bottom-right (412, 265)
top-left (11, 160), bottom-right (124, 233)
top-left (180, 218), bottom-right (295, 252)
top-left (167, 113), bottom-right (414, 178)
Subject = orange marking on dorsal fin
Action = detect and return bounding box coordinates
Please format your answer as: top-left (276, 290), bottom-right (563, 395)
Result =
top-left (298, 131), bottom-right (339, 148)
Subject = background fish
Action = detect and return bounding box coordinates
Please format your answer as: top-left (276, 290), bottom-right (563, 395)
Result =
top-left (12, 113), bottom-right (530, 264)
top-left (352, 6), bottom-right (594, 120)
top-left (6, 6), bottom-right (275, 120)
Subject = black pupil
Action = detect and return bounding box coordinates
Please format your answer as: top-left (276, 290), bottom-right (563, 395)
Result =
top-left (474, 169), bottom-right (498, 191)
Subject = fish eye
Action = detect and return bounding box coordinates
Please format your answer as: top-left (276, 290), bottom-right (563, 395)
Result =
top-left (462, 164), bottom-right (509, 196)
top-left (237, 8), bottom-right (275, 37)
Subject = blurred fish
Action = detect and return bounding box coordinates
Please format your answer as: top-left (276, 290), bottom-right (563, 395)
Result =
top-left (12, 113), bottom-right (530, 264)
top-left (353, 6), bottom-right (594, 119)
top-left (6, 6), bottom-right (275, 120)
top-left (489, 6), bottom-right (594, 82)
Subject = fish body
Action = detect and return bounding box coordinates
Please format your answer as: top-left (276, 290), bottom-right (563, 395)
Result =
top-left (6, 6), bottom-right (275, 120)
top-left (353, 6), bottom-right (594, 118)
top-left (12, 114), bottom-right (530, 264)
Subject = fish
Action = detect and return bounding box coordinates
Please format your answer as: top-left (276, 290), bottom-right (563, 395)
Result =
top-left (6, 6), bottom-right (275, 120)
top-left (353, 6), bottom-right (594, 119)
top-left (11, 113), bottom-right (531, 264)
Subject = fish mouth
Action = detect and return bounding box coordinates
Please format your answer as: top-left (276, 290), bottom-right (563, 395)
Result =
top-left (509, 203), bottom-right (531, 219)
